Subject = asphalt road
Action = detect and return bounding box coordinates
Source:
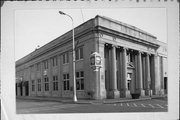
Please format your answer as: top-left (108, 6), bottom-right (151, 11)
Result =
top-left (16, 98), bottom-right (168, 114)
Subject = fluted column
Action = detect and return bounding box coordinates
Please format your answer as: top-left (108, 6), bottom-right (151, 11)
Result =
top-left (145, 53), bottom-right (151, 96)
top-left (109, 45), bottom-right (119, 98)
top-left (137, 51), bottom-right (145, 96)
top-left (122, 47), bottom-right (130, 98)
top-left (154, 54), bottom-right (161, 95)
top-left (160, 56), bottom-right (164, 94)
top-left (111, 45), bottom-right (117, 90)
top-left (122, 47), bottom-right (127, 91)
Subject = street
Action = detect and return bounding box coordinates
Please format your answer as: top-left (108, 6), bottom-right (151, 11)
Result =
top-left (16, 98), bottom-right (167, 114)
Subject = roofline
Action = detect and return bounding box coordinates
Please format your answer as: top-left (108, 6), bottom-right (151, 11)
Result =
top-left (95, 15), bottom-right (157, 39)
top-left (16, 15), bottom-right (162, 67)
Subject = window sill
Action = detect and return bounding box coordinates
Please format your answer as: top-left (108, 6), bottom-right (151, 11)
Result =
top-left (75, 59), bottom-right (84, 62)
top-left (62, 63), bottom-right (69, 65)
top-left (76, 90), bottom-right (85, 91)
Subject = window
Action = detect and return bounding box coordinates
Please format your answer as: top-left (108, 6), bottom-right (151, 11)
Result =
top-left (32, 80), bottom-right (35, 91)
top-left (37, 63), bottom-right (41, 71)
top-left (63, 74), bottom-right (69, 90)
top-left (44, 77), bottom-right (49, 91)
top-left (53, 75), bottom-right (58, 91)
top-left (63, 52), bottom-right (69, 64)
top-left (127, 73), bottom-right (131, 90)
top-left (76, 71), bottom-right (84, 90)
top-left (44, 60), bottom-right (48, 69)
top-left (75, 47), bottom-right (83, 60)
top-left (30, 65), bottom-right (34, 72)
top-left (127, 53), bottom-right (133, 63)
top-left (52, 56), bottom-right (58, 67)
top-left (37, 79), bottom-right (41, 91)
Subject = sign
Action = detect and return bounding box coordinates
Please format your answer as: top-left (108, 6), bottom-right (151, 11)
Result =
top-left (90, 52), bottom-right (102, 71)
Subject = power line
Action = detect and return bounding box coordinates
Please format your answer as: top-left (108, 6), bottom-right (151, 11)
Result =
top-left (80, 9), bottom-right (84, 23)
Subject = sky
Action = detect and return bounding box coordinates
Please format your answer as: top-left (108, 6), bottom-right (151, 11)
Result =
top-left (15, 8), bottom-right (167, 61)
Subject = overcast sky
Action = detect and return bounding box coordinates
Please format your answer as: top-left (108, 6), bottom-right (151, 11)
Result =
top-left (15, 8), bottom-right (167, 61)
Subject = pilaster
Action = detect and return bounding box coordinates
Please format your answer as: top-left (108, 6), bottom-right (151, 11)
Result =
top-left (98, 43), bottom-right (107, 99)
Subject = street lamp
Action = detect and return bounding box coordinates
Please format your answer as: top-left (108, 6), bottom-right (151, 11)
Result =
top-left (59, 11), bottom-right (77, 102)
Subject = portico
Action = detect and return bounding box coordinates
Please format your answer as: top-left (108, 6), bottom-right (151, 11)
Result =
top-left (103, 42), bottom-right (161, 98)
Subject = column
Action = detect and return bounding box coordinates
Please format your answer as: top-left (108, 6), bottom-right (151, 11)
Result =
top-left (160, 56), bottom-right (164, 94)
top-left (17, 84), bottom-right (21, 96)
top-left (154, 54), bottom-right (161, 95)
top-left (137, 51), bottom-right (145, 96)
top-left (109, 45), bottom-right (119, 98)
top-left (150, 54), bottom-right (156, 95)
top-left (122, 47), bottom-right (130, 98)
top-left (22, 85), bottom-right (26, 96)
top-left (105, 45), bottom-right (110, 91)
top-left (111, 45), bottom-right (117, 90)
top-left (145, 53), bottom-right (151, 96)
top-left (142, 55), bottom-right (146, 90)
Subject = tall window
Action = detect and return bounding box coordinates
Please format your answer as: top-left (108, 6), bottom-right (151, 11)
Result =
top-left (75, 47), bottom-right (83, 60)
top-left (52, 56), bottom-right (58, 67)
top-left (32, 80), bottom-right (35, 91)
top-left (37, 63), bottom-right (41, 71)
top-left (37, 79), bottom-right (41, 91)
top-left (127, 53), bottom-right (133, 63)
top-left (76, 71), bottom-right (84, 90)
top-left (53, 75), bottom-right (58, 91)
top-left (127, 73), bottom-right (132, 90)
top-left (63, 74), bottom-right (69, 90)
top-left (63, 52), bottom-right (69, 64)
top-left (44, 77), bottom-right (49, 91)
top-left (44, 60), bottom-right (48, 69)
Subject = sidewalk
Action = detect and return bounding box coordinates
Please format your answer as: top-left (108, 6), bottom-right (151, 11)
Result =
top-left (16, 94), bottom-right (167, 104)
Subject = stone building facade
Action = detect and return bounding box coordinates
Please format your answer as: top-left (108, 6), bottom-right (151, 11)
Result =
top-left (16, 15), bottom-right (167, 99)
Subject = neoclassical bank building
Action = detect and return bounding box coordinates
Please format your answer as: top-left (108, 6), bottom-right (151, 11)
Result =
top-left (16, 15), bottom-right (167, 99)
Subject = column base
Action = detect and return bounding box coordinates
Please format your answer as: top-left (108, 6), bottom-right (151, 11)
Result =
top-left (22, 86), bottom-right (26, 96)
top-left (160, 89), bottom-right (165, 95)
top-left (137, 89), bottom-right (145, 97)
top-left (108, 90), bottom-right (120, 99)
top-left (100, 90), bottom-right (107, 99)
top-left (145, 89), bottom-right (153, 96)
top-left (120, 90), bottom-right (131, 98)
top-left (17, 87), bottom-right (21, 96)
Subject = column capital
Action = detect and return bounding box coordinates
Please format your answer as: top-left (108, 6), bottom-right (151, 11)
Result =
top-left (133, 50), bottom-right (142, 55)
top-left (99, 42), bottom-right (105, 47)
top-left (139, 51), bottom-right (144, 54)
top-left (111, 44), bottom-right (118, 48)
top-left (118, 46), bottom-right (128, 52)
top-left (144, 52), bottom-right (151, 56)
top-left (123, 47), bottom-right (128, 50)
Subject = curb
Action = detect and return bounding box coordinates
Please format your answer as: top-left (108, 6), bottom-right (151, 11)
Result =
top-left (17, 95), bottom-right (166, 104)
top-left (75, 97), bottom-right (152, 104)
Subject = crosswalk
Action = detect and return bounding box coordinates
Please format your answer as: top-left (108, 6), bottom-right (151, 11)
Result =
top-left (107, 103), bottom-right (167, 109)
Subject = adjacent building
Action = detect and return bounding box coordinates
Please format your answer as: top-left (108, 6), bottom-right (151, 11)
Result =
top-left (16, 15), bottom-right (167, 99)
